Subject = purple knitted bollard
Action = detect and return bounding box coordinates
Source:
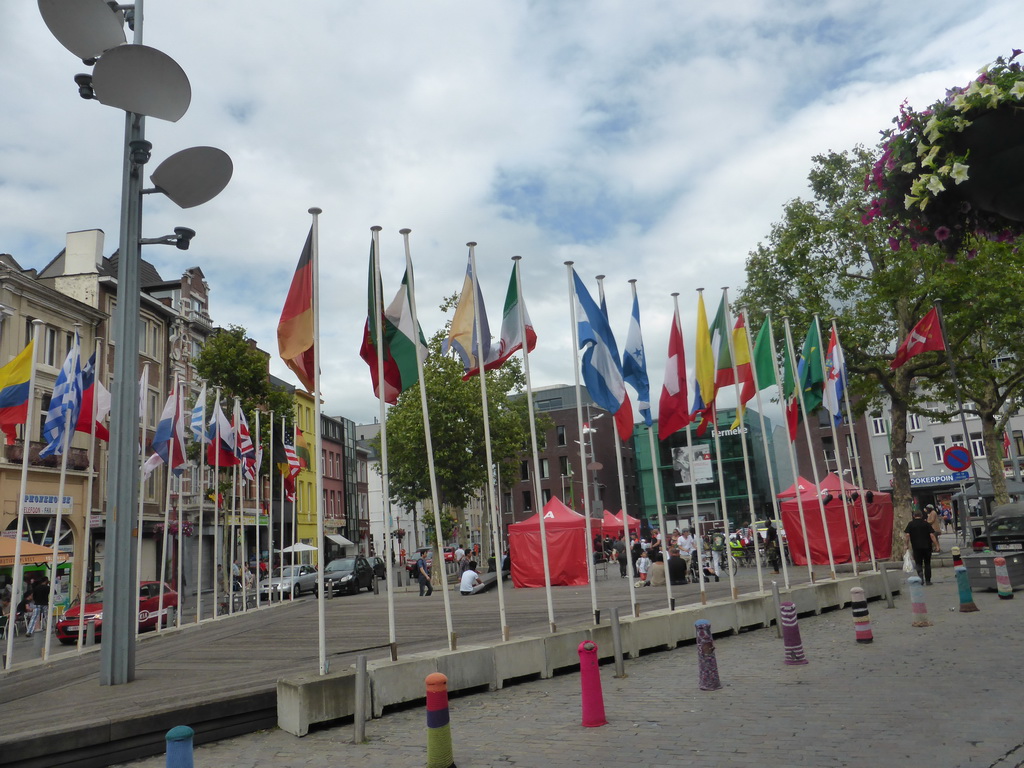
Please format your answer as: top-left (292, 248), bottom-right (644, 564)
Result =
top-left (695, 619), bottom-right (721, 691)
top-left (780, 602), bottom-right (807, 665)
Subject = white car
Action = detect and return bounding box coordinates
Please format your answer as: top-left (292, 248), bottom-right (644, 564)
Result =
top-left (259, 564), bottom-right (318, 599)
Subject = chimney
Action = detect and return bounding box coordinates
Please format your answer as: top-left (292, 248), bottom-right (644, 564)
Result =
top-left (64, 229), bottom-right (104, 274)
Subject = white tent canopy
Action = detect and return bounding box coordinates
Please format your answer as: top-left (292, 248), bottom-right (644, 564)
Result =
top-left (281, 542), bottom-right (317, 554)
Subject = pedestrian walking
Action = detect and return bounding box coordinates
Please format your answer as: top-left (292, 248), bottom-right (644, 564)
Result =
top-left (925, 505), bottom-right (943, 550)
top-left (415, 550), bottom-right (434, 597)
top-left (26, 576), bottom-right (49, 637)
top-left (904, 510), bottom-right (939, 585)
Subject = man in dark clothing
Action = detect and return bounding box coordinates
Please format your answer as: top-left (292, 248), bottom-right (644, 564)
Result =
top-left (414, 550), bottom-right (433, 596)
top-left (27, 576), bottom-right (49, 636)
top-left (667, 547), bottom-right (688, 585)
top-left (613, 536), bottom-right (628, 578)
top-left (904, 510), bottom-right (938, 585)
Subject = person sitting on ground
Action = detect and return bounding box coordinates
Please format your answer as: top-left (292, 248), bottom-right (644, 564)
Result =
top-left (460, 561), bottom-right (482, 595)
top-left (667, 547), bottom-right (688, 585)
top-left (647, 552), bottom-right (666, 587)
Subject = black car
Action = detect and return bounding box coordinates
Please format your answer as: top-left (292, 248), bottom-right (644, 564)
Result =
top-left (318, 556), bottom-right (375, 595)
top-left (369, 556), bottom-right (387, 579)
top-left (973, 510), bottom-right (1024, 553)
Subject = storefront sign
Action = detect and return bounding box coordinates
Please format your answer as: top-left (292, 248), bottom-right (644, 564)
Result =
top-left (227, 514), bottom-right (270, 526)
top-left (909, 471), bottom-right (970, 486)
top-left (22, 495), bottom-right (73, 515)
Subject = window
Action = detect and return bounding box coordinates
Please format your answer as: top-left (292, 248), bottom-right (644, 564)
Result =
top-left (44, 327), bottom-right (58, 366)
top-left (522, 490), bottom-right (532, 511)
top-left (871, 415), bottom-right (888, 436)
top-left (559, 456), bottom-right (570, 476)
top-left (520, 461), bottom-right (529, 481)
top-left (908, 451), bottom-right (923, 471)
top-left (556, 425), bottom-right (566, 446)
top-left (933, 436), bottom-right (946, 463)
top-left (951, 433), bottom-right (965, 447)
top-left (148, 392), bottom-right (159, 427)
top-left (540, 458), bottom-right (550, 480)
top-left (971, 432), bottom-right (985, 458)
top-left (541, 488), bottom-right (552, 504)
top-left (907, 413), bottom-right (922, 431)
top-left (1015, 430), bottom-right (1024, 458)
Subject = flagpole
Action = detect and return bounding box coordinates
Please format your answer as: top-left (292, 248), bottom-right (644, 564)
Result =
top-left (467, 243), bottom-right (509, 641)
top-left (832, 319), bottom-right (878, 571)
top-left (78, 336), bottom-right (103, 648)
top-left (635, 281), bottom-right (673, 611)
top-left (783, 317), bottom-right (836, 580)
top-left (932, 299), bottom-right (986, 543)
top-left (279, 414), bottom-right (286, 599)
top-left (266, 409), bottom-right (274, 604)
top-left (42, 408), bottom-right (74, 660)
top-left (135, 362), bottom-right (151, 635)
top-left (401, 228), bottom-right (456, 651)
top-left (769, 315), bottom-right (814, 582)
top-left (195, 383), bottom-right (207, 621)
top-left (720, 290), bottom-right (765, 594)
top-left (370, 228), bottom-right (398, 659)
top-left (230, 398), bottom-right (241, 615)
top-left (740, 314), bottom-right (790, 590)
top-left (174, 389), bottom-right (184, 628)
top-left (253, 408), bottom-right (261, 609)
top-left (565, 261), bottom-right (599, 626)
top-left (3, 322), bottom-right (42, 669)
top-left (596, 274), bottom-right (637, 617)
top-left (157, 376), bottom-right (177, 632)
top-left (814, 314), bottom-right (857, 575)
top-left (291, 421), bottom-right (298, 571)
top-left (212, 386), bottom-right (222, 618)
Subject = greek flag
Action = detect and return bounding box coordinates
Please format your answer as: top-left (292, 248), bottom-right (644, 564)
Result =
top-left (40, 332), bottom-right (83, 457)
top-left (190, 383), bottom-right (207, 443)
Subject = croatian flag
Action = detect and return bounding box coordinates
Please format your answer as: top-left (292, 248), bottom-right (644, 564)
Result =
top-left (75, 352), bottom-right (110, 441)
top-left (572, 269), bottom-right (633, 441)
top-left (823, 326), bottom-right (846, 426)
top-left (143, 384), bottom-right (186, 479)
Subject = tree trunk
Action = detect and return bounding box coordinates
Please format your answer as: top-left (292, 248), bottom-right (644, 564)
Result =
top-left (888, 381), bottom-right (913, 559)
top-left (981, 409), bottom-right (1011, 506)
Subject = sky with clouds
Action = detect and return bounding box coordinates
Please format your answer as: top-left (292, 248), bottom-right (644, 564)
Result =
top-left (2, 1), bottom-right (1022, 427)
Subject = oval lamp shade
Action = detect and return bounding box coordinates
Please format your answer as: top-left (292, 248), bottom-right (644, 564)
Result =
top-left (38, 0), bottom-right (125, 61)
top-left (151, 147), bottom-right (233, 209)
top-left (92, 44), bottom-right (191, 122)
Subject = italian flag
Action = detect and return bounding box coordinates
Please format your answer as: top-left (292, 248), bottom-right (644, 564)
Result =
top-left (490, 264), bottom-right (537, 370)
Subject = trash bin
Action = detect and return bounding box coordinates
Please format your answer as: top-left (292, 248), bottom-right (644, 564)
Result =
top-left (963, 551), bottom-right (1024, 591)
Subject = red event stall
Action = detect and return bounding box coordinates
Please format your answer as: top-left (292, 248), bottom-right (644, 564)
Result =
top-left (508, 497), bottom-right (590, 587)
top-left (780, 475), bottom-right (893, 565)
top-left (600, 510), bottom-right (640, 538)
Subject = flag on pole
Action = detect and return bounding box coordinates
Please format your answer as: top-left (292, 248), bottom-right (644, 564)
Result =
top-left (782, 341), bottom-right (800, 442)
top-left (358, 235), bottom-right (426, 403)
top-left (690, 293), bottom-right (716, 431)
top-left (622, 290), bottom-right (652, 427)
top-left (729, 313), bottom-right (755, 429)
top-left (40, 332), bottom-right (83, 457)
top-left (207, 400), bottom-right (240, 466)
top-left (751, 316), bottom-right (777, 397)
top-left (571, 269), bottom-right (633, 441)
top-left (277, 227), bottom-right (316, 392)
top-left (235, 409), bottom-right (257, 480)
top-left (798, 320), bottom-right (825, 415)
top-left (0, 341), bottom-right (34, 444)
top-left (491, 264), bottom-right (537, 370)
top-left (890, 307), bottom-right (946, 370)
top-left (75, 352), bottom-right (110, 441)
top-left (274, 432), bottom-right (300, 502)
top-left (443, 253), bottom-right (496, 380)
top-left (1004, 430), bottom-right (1012, 458)
top-left (710, 296), bottom-right (734, 390)
top-left (822, 326), bottom-right (846, 426)
top-left (190, 383), bottom-right (207, 443)
top-left (658, 305), bottom-right (690, 440)
top-left (143, 385), bottom-right (186, 479)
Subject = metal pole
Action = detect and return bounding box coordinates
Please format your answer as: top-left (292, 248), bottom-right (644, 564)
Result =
top-left (354, 654), bottom-right (367, 743)
top-left (610, 607), bottom-right (626, 678)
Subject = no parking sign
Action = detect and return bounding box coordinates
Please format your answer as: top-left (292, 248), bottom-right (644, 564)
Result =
top-left (943, 446), bottom-right (972, 472)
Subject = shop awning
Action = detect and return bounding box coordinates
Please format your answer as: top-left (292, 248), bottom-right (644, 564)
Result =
top-left (326, 534), bottom-right (355, 548)
top-left (0, 538), bottom-right (68, 568)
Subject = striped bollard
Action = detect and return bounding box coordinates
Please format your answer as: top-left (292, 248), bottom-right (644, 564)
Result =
top-left (850, 587), bottom-right (873, 643)
top-left (165, 725), bottom-right (194, 768)
top-left (995, 557), bottom-right (1014, 600)
top-left (907, 576), bottom-right (932, 627)
top-left (578, 640), bottom-right (607, 726)
top-left (780, 602), bottom-right (807, 665)
top-left (950, 546), bottom-right (963, 568)
top-left (695, 619), bottom-right (722, 690)
top-left (425, 673), bottom-right (455, 768)
top-left (955, 565), bottom-right (979, 612)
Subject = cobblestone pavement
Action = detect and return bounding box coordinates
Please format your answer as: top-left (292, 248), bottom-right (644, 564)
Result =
top-left (113, 574), bottom-right (1022, 768)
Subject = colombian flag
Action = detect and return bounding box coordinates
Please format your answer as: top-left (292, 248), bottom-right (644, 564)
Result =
top-left (0, 342), bottom-right (34, 444)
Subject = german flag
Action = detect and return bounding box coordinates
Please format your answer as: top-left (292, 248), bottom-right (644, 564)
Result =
top-left (277, 227), bottom-right (315, 391)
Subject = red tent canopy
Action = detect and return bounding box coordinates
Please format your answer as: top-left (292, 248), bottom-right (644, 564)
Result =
top-left (508, 498), bottom-right (590, 587)
top-left (817, 473), bottom-right (861, 493)
top-left (776, 476), bottom-right (816, 499)
top-left (600, 510), bottom-right (640, 537)
top-left (780, 482), bottom-right (893, 565)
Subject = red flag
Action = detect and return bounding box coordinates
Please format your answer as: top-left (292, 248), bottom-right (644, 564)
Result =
top-left (1004, 431), bottom-right (1011, 458)
top-left (277, 228), bottom-right (315, 391)
top-left (658, 306), bottom-right (690, 439)
top-left (890, 307), bottom-right (945, 370)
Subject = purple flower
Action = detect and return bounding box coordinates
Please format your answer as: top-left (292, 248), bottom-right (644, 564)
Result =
top-left (966, 249), bottom-right (977, 260)
top-left (888, 237), bottom-right (900, 251)
top-left (934, 226), bottom-right (952, 241)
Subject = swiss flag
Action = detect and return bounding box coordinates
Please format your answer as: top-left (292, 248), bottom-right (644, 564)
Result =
top-left (890, 307), bottom-right (946, 370)
top-left (658, 306), bottom-right (690, 440)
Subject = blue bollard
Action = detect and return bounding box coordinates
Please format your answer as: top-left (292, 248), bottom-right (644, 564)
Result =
top-left (165, 725), bottom-right (194, 768)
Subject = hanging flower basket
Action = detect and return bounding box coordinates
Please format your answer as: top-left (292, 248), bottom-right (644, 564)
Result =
top-left (865, 50), bottom-right (1024, 257)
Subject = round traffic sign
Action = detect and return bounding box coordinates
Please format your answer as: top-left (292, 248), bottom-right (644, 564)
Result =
top-left (943, 446), bottom-right (972, 471)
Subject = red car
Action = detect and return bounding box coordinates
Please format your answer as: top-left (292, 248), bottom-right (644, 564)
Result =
top-left (55, 581), bottom-right (179, 645)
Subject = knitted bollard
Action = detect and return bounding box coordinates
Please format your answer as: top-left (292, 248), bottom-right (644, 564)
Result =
top-left (995, 557), bottom-right (1014, 600)
top-left (695, 619), bottom-right (722, 689)
top-left (955, 565), bottom-right (979, 612)
top-left (950, 546), bottom-right (963, 567)
top-left (425, 673), bottom-right (456, 768)
top-left (578, 640), bottom-right (607, 727)
top-left (908, 576), bottom-right (932, 627)
top-left (780, 602), bottom-right (808, 665)
top-left (165, 725), bottom-right (194, 768)
top-left (850, 587), bottom-right (873, 644)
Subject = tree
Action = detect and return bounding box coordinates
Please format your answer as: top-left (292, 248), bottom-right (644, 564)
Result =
top-left (379, 304), bottom-right (548, 551)
top-left (738, 147), bottom-right (1024, 551)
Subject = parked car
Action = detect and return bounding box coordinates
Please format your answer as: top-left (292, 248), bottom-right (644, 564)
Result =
top-left (259, 564), bottom-right (318, 600)
top-left (973, 509), bottom-right (1024, 553)
top-left (56, 581), bottom-right (178, 645)
top-left (369, 556), bottom-right (387, 579)
top-left (318, 556), bottom-right (375, 595)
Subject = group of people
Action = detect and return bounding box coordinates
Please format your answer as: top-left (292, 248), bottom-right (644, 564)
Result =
top-left (1, 574), bottom-right (50, 637)
top-left (411, 543), bottom-right (486, 597)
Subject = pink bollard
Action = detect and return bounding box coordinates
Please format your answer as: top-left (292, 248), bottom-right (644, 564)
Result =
top-left (578, 640), bottom-right (607, 727)
top-left (995, 557), bottom-right (1014, 600)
